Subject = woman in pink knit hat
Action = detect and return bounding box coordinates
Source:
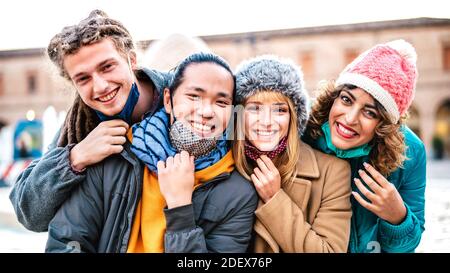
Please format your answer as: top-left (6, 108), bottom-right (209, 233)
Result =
top-left (304, 40), bottom-right (426, 253)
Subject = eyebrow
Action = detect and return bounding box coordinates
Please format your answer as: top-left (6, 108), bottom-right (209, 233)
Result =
top-left (72, 58), bottom-right (115, 80)
top-left (246, 101), bottom-right (288, 106)
top-left (343, 90), bottom-right (377, 110)
top-left (186, 86), bottom-right (233, 100)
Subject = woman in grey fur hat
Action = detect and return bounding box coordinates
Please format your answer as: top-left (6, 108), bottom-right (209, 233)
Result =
top-left (233, 55), bottom-right (352, 253)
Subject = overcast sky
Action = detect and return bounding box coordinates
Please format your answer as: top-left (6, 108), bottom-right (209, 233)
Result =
top-left (0, 0), bottom-right (448, 50)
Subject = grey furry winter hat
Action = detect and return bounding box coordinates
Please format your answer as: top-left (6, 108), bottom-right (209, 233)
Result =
top-left (235, 55), bottom-right (310, 136)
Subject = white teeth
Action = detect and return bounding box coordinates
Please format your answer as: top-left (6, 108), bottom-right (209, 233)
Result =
top-left (338, 123), bottom-right (356, 135)
top-left (192, 122), bottom-right (212, 132)
top-left (255, 130), bottom-right (276, 136)
top-left (98, 90), bottom-right (118, 102)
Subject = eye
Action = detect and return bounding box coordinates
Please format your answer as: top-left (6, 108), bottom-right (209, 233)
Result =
top-left (340, 94), bottom-right (352, 105)
top-left (364, 109), bottom-right (378, 119)
top-left (187, 94), bottom-right (201, 100)
top-left (274, 106), bottom-right (288, 113)
top-left (246, 105), bottom-right (259, 111)
top-left (75, 76), bottom-right (90, 85)
top-left (216, 100), bottom-right (231, 108)
top-left (101, 63), bottom-right (114, 72)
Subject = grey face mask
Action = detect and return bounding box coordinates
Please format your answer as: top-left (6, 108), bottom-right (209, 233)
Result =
top-left (169, 119), bottom-right (218, 158)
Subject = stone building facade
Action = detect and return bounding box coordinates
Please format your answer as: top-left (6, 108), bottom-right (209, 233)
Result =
top-left (1, 17), bottom-right (450, 156)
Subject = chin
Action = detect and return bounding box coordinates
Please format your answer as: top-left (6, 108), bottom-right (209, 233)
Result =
top-left (254, 142), bottom-right (278, 152)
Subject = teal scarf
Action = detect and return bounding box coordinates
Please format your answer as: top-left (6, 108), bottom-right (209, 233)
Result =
top-left (316, 121), bottom-right (372, 159)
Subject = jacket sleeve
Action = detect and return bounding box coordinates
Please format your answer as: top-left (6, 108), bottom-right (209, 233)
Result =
top-left (377, 142), bottom-right (426, 253)
top-left (45, 166), bottom-right (104, 253)
top-left (164, 183), bottom-right (258, 253)
top-left (9, 130), bottom-right (86, 232)
top-left (255, 157), bottom-right (352, 253)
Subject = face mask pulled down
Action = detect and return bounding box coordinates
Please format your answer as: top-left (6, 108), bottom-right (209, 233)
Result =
top-left (169, 119), bottom-right (219, 158)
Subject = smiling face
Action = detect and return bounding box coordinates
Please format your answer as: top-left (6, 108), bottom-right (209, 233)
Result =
top-left (163, 62), bottom-right (234, 138)
top-left (328, 87), bottom-right (381, 150)
top-left (244, 92), bottom-right (291, 152)
top-left (63, 38), bottom-right (136, 116)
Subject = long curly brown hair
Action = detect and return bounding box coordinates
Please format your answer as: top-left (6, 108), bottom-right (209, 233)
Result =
top-left (306, 81), bottom-right (407, 176)
top-left (47, 9), bottom-right (135, 147)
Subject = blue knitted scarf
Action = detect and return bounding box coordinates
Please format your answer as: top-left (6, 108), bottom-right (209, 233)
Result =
top-left (131, 108), bottom-right (230, 173)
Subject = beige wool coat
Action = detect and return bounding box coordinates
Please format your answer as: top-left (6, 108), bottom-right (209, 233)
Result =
top-left (253, 140), bottom-right (352, 253)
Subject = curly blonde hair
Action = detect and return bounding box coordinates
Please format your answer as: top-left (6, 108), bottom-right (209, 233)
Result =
top-left (306, 81), bottom-right (406, 176)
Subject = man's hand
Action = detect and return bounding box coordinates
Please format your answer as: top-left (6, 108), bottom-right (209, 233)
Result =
top-left (157, 151), bottom-right (195, 209)
top-left (69, 119), bottom-right (129, 171)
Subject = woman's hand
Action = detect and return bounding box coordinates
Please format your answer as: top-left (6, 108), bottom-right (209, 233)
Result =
top-left (352, 162), bottom-right (407, 225)
top-left (250, 155), bottom-right (281, 203)
top-left (69, 119), bottom-right (129, 171)
top-left (157, 151), bottom-right (195, 209)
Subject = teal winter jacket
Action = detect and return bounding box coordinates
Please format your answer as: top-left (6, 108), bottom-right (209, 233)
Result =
top-left (304, 126), bottom-right (426, 253)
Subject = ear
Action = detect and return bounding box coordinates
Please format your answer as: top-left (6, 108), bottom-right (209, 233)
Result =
top-left (163, 88), bottom-right (172, 114)
top-left (128, 50), bottom-right (137, 70)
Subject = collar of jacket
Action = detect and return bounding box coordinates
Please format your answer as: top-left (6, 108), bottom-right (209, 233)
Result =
top-left (295, 140), bottom-right (320, 179)
top-left (253, 140), bottom-right (320, 253)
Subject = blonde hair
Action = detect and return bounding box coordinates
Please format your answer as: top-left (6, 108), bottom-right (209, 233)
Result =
top-left (306, 81), bottom-right (406, 176)
top-left (233, 91), bottom-right (300, 185)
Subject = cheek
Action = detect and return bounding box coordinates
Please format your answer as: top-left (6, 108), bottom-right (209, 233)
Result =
top-left (77, 88), bottom-right (93, 105)
top-left (276, 115), bottom-right (290, 135)
top-left (243, 112), bottom-right (256, 135)
top-left (360, 120), bottom-right (379, 139)
top-left (172, 98), bottom-right (191, 119)
top-left (328, 101), bottom-right (343, 121)
top-left (216, 105), bottom-right (232, 127)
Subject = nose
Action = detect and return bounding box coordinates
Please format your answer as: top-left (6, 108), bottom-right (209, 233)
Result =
top-left (197, 101), bottom-right (214, 119)
top-left (344, 106), bottom-right (359, 125)
top-left (258, 107), bottom-right (272, 126)
top-left (92, 73), bottom-right (108, 94)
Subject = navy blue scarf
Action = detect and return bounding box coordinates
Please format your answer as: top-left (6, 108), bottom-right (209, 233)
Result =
top-left (95, 83), bottom-right (140, 125)
top-left (131, 108), bottom-right (230, 173)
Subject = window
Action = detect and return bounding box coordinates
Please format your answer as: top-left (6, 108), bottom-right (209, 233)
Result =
top-left (443, 45), bottom-right (450, 71)
top-left (344, 49), bottom-right (360, 67)
top-left (27, 71), bottom-right (37, 94)
top-left (299, 51), bottom-right (314, 77)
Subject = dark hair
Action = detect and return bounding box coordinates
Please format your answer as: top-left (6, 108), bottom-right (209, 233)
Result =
top-left (168, 52), bottom-right (235, 101)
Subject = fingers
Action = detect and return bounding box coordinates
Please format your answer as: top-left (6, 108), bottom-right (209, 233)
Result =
top-left (180, 151), bottom-right (190, 162)
top-left (110, 136), bottom-right (127, 145)
top-left (108, 145), bottom-right (124, 155)
top-left (253, 167), bottom-right (267, 184)
top-left (157, 160), bottom-right (166, 171)
top-left (352, 191), bottom-right (377, 213)
top-left (363, 162), bottom-right (389, 188)
top-left (251, 173), bottom-right (264, 191)
top-left (166, 156), bottom-right (174, 168)
top-left (354, 178), bottom-right (377, 202)
top-left (107, 126), bottom-right (128, 136)
top-left (260, 155), bottom-right (277, 172)
top-left (358, 169), bottom-right (382, 194)
top-left (256, 158), bottom-right (271, 175)
top-left (174, 153), bottom-right (181, 165)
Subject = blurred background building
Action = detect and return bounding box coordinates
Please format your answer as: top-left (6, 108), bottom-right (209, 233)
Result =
top-left (1, 17), bottom-right (450, 158)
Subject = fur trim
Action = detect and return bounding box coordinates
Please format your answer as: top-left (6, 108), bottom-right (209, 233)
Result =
top-left (235, 55), bottom-right (310, 136)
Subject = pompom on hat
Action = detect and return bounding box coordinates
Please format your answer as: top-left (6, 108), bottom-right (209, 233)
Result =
top-left (235, 55), bottom-right (310, 136)
top-left (335, 39), bottom-right (418, 124)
